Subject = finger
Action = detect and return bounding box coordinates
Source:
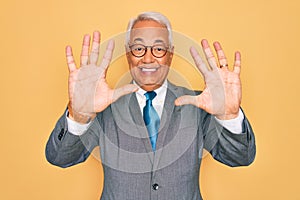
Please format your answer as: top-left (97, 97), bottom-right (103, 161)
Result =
top-left (213, 41), bottom-right (228, 69)
top-left (175, 94), bottom-right (210, 113)
top-left (201, 39), bottom-right (218, 70)
top-left (233, 51), bottom-right (241, 74)
top-left (111, 84), bottom-right (139, 103)
top-left (190, 46), bottom-right (209, 76)
top-left (80, 34), bottom-right (90, 66)
top-left (89, 31), bottom-right (101, 65)
top-left (65, 45), bottom-right (77, 72)
top-left (100, 40), bottom-right (115, 70)
top-left (174, 95), bottom-right (198, 107)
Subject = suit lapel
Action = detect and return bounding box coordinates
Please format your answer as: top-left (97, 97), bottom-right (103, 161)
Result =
top-left (155, 83), bottom-right (178, 150)
top-left (128, 94), bottom-right (155, 156)
top-left (111, 93), bottom-right (154, 164)
top-left (152, 82), bottom-right (182, 171)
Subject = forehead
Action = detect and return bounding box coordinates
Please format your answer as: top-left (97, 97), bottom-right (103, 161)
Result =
top-left (130, 20), bottom-right (169, 44)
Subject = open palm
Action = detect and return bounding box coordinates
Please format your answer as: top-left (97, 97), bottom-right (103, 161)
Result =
top-left (175, 40), bottom-right (242, 120)
top-left (66, 31), bottom-right (137, 122)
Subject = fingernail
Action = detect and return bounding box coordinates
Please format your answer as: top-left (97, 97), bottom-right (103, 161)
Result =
top-left (201, 39), bottom-right (209, 48)
top-left (83, 34), bottom-right (90, 45)
top-left (213, 42), bottom-right (221, 50)
top-left (93, 32), bottom-right (100, 42)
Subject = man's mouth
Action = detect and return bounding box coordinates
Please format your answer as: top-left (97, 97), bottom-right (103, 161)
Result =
top-left (141, 68), bottom-right (157, 72)
top-left (138, 66), bottom-right (160, 72)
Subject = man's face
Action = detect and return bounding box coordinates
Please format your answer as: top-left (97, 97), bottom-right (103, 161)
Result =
top-left (126, 20), bottom-right (173, 91)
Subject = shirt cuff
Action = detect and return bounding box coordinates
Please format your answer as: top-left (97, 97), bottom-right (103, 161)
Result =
top-left (65, 110), bottom-right (91, 136)
top-left (214, 109), bottom-right (244, 134)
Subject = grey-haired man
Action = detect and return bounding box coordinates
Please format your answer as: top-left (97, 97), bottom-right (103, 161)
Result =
top-left (46, 12), bottom-right (256, 200)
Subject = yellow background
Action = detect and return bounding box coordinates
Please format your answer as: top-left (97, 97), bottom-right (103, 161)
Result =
top-left (1, 0), bottom-right (299, 199)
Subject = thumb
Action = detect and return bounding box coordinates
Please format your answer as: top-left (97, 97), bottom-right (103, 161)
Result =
top-left (175, 95), bottom-right (199, 107)
top-left (111, 84), bottom-right (139, 103)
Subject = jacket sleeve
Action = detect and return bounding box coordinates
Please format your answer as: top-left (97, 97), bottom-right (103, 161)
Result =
top-left (45, 110), bottom-right (101, 168)
top-left (201, 109), bottom-right (256, 167)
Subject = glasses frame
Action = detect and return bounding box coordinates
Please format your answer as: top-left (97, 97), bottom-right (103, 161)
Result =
top-left (128, 44), bottom-right (170, 58)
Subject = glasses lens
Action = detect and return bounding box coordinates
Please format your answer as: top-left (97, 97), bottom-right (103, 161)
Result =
top-left (130, 44), bottom-right (146, 57)
top-left (152, 45), bottom-right (167, 58)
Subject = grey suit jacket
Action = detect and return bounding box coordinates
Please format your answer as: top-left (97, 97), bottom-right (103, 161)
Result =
top-left (46, 82), bottom-right (256, 200)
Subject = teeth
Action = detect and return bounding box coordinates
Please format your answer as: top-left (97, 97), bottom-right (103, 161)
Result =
top-left (142, 68), bottom-right (157, 72)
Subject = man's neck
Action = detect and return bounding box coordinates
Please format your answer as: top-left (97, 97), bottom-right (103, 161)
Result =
top-left (133, 80), bottom-right (168, 91)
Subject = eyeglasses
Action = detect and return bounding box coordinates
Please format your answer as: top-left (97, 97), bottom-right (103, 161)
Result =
top-left (129, 44), bottom-right (169, 58)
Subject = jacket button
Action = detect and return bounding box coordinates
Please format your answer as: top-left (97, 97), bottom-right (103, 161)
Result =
top-left (152, 183), bottom-right (159, 190)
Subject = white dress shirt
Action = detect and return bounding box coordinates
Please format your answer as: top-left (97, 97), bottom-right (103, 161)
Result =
top-left (67, 80), bottom-right (244, 136)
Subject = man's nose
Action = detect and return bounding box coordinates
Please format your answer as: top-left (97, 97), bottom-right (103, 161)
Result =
top-left (142, 48), bottom-right (155, 63)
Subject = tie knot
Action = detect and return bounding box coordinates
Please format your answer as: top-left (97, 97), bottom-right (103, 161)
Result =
top-left (144, 91), bottom-right (157, 101)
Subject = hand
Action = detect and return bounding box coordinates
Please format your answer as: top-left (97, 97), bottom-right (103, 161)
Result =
top-left (175, 39), bottom-right (242, 120)
top-left (66, 31), bottom-right (138, 123)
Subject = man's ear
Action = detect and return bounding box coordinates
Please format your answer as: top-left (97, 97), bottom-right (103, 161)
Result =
top-left (170, 46), bottom-right (174, 53)
top-left (126, 52), bottom-right (131, 65)
top-left (168, 46), bottom-right (175, 64)
top-left (125, 45), bottom-right (130, 64)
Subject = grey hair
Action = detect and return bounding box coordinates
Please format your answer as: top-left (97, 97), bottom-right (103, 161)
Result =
top-left (125, 11), bottom-right (173, 48)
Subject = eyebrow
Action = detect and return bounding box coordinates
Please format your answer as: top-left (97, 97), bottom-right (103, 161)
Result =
top-left (154, 39), bottom-right (165, 44)
top-left (133, 38), bottom-right (144, 43)
top-left (132, 38), bottom-right (167, 45)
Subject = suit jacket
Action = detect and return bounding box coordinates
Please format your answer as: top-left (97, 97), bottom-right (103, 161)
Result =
top-left (45, 82), bottom-right (256, 200)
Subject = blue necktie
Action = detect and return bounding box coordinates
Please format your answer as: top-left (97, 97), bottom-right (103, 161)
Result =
top-left (143, 91), bottom-right (160, 151)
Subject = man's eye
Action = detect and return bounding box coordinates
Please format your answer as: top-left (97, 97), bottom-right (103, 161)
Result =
top-left (135, 47), bottom-right (143, 51)
top-left (154, 47), bottom-right (166, 51)
top-left (132, 46), bottom-right (145, 52)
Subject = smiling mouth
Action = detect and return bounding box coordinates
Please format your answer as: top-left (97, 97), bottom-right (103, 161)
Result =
top-left (138, 66), bottom-right (160, 72)
top-left (141, 68), bottom-right (157, 72)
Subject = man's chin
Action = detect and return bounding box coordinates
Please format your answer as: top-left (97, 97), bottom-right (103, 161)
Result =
top-left (138, 82), bottom-right (162, 91)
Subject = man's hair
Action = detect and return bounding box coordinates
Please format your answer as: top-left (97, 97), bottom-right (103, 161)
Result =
top-left (125, 11), bottom-right (173, 48)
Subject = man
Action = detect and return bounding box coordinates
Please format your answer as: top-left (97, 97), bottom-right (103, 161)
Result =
top-left (46, 12), bottom-right (256, 200)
